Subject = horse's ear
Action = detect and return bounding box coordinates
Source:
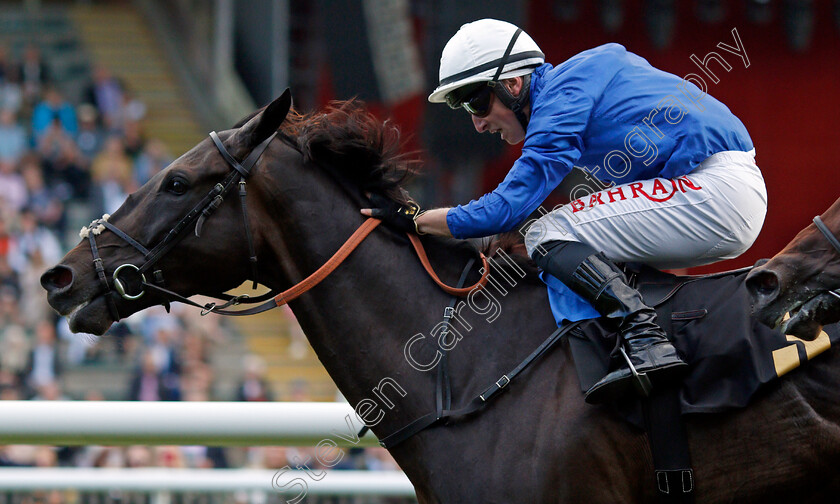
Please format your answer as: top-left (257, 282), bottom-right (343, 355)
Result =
top-left (241, 88), bottom-right (292, 148)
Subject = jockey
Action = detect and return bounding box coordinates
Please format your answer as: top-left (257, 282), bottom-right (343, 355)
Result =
top-left (363, 19), bottom-right (767, 404)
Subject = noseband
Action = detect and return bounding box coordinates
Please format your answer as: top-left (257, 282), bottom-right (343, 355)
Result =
top-left (84, 131), bottom-right (276, 320)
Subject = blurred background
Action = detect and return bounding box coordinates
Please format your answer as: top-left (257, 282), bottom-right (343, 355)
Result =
top-left (0, 0), bottom-right (837, 502)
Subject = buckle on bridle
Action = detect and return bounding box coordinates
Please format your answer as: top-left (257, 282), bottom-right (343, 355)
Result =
top-left (113, 263), bottom-right (147, 300)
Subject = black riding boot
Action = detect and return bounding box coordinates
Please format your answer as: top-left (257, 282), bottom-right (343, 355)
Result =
top-left (532, 241), bottom-right (688, 405)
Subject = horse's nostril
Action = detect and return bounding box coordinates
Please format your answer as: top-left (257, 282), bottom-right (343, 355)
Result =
top-left (747, 270), bottom-right (780, 297)
top-left (41, 266), bottom-right (74, 292)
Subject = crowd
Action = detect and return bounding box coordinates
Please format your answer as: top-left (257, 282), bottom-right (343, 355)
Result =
top-left (0, 39), bottom-right (408, 504)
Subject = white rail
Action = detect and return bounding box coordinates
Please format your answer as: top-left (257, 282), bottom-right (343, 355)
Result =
top-left (0, 468), bottom-right (414, 494)
top-left (0, 401), bottom-right (379, 446)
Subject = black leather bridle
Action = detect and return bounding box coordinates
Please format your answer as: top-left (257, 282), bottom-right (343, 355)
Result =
top-left (813, 215), bottom-right (840, 301)
top-left (813, 216), bottom-right (840, 257)
top-left (84, 131), bottom-right (277, 321)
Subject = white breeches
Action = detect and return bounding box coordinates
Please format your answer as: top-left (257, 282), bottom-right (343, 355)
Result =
top-left (524, 150), bottom-right (767, 270)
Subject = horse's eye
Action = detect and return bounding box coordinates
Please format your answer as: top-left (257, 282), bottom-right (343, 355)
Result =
top-left (166, 177), bottom-right (189, 195)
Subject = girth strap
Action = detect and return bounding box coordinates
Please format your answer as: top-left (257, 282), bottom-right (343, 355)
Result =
top-left (375, 321), bottom-right (580, 449)
top-left (358, 259), bottom-right (475, 441)
top-left (436, 262), bottom-right (476, 414)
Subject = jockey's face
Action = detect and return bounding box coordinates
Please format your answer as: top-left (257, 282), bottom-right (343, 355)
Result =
top-left (470, 78), bottom-right (527, 145)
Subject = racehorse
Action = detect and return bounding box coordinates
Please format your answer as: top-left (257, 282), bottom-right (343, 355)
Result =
top-left (746, 197), bottom-right (840, 339)
top-left (41, 92), bottom-right (840, 503)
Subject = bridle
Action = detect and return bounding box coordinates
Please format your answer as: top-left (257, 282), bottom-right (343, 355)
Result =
top-left (83, 130), bottom-right (276, 321)
top-left (812, 215), bottom-right (840, 301)
top-left (83, 130), bottom-right (490, 321)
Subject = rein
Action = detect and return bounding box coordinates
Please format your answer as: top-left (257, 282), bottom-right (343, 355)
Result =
top-left (138, 218), bottom-right (489, 316)
top-left (813, 215), bottom-right (840, 301)
top-left (83, 131), bottom-right (490, 319)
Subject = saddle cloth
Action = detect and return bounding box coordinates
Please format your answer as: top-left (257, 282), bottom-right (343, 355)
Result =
top-left (562, 264), bottom-right (840, 423)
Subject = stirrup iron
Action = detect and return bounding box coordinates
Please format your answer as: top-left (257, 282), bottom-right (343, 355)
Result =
top-left (619, 346), bottom-right (653, 397)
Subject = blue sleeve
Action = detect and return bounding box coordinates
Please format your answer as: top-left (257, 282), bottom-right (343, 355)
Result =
top-left (447, 83), bottom-right (595, 239)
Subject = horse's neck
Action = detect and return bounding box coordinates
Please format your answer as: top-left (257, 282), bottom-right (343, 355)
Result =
top-left (262, 207), bottom-right (477, 420)
top-left (264, 206), bottom-right (556, 426)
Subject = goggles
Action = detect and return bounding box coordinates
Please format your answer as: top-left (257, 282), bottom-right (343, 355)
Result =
top-left (445, 83), bottom-right (496, 117)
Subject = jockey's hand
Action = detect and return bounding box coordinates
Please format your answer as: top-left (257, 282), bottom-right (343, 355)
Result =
top-left (361, 193), bottom-right (424, 234)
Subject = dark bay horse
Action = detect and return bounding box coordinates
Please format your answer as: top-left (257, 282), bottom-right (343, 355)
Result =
top-left (42, 92), bottom-right (840, 503)
top-left (747, 197), bottom-right (840, 339)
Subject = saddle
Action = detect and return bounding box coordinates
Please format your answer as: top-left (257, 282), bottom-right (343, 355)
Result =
top-left (561, 264), bottom-right (840, 499)
top-left (568, 263), bottom-right (840, 424)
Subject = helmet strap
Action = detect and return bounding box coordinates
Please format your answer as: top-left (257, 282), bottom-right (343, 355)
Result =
top-left (492, 73), bottom-right (532, 132)
top-left (488, 28), bottom-right (532, 132)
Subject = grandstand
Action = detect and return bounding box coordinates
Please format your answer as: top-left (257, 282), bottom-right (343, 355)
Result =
top-left (0, 2), bottom-right (376, 502)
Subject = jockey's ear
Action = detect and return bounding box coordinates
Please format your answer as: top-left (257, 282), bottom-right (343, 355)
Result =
top-left (239, 88), bottom-right (292, 149)
top-left (502, 77), bottom-right (524, 98)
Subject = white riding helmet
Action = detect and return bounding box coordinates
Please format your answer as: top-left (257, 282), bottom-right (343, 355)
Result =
top-left (428, 19), bottom-right (545, 104)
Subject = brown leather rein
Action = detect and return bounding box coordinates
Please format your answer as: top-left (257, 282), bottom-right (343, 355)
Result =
top-left (135, 217), bottom-right (490, 317)
top-left (273, 218), bottom-right (490, 306)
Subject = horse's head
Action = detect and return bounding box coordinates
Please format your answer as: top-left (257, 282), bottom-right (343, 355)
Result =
top-left (40, 91), bottom-right (293, 335)
top-left (746, 198), bottom-right (840, 339)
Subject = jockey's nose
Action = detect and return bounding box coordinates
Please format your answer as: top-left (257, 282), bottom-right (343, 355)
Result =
top-left (41, 265), bottom-right (75, 294)
top-left (472, 114), bottom-right (488, 133)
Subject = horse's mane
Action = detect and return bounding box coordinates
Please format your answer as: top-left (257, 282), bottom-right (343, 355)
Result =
top-left (237, 99), bottom-right (538, 277)
top-left (237, 99), bottom-right (418, 205)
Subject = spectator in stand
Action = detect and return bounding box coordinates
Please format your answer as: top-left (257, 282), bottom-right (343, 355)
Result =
top-left (0, 158), bottom-right (27, 214)
top-left (134, 138), bottom-right (172, 186)
top-left (149, 326), bottom-right (183, 401)
top-left (0, 108), bottom-right (28, 163)
top-left (0, 382), bottom-right (22, 401)
top-left (128, 350), bottom-right (168, 401)
top-left (125, 445), bottom-right (152, 469)
top-left (0, 214), bottom-right (15, 269)
top-left (120, 88), bottom-right (147, 124)
top-left (74, 103), bottom-right (104, 162)
top-left (155, 446), bottom-right (186, 468)
top-left (0, 44), bottom-right (12, 84)
top-left (56, 316), bottom-right (97, 367)
top-left (283, 304), bottom-right (309, 360)
top-left (0, 284), bottom-right (21, 326)
top-left (32, 87), bottom-right (77, 143)
top-left (8, 207), bottom-right (62, 276)
top-left (21, 159), bottom-right (64, 231)
top-left (0, 65), bottom-right (22, 113)
top-left (45, 136), bottom-right (89, 201)
top-left (19, 44), bottom-right (48, 106)
top-left (236, 354), bottom-right (273, 402)
top-left (180, 328), bottom-right (209, 367)
top-left (90, 135), bottom-right (134, 216)
top-left (17, 247), bottom-right (53, 328)
top-left (0, 257), bottom-right (18, 310)
top-left (32, 380), bottom-right (69, 401)
top-left (36, 111), bottom-right (75, 162)
top-left (0, 324), bottom-right (29, 384)
top-left (83, 64), bottom-right (125, 131)
top-left (25, 320), bottom-right (62, 392)
top-left (121, 119), bottom-right (145, 159)
top-left (364, 447), bottom-right (402, 471)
